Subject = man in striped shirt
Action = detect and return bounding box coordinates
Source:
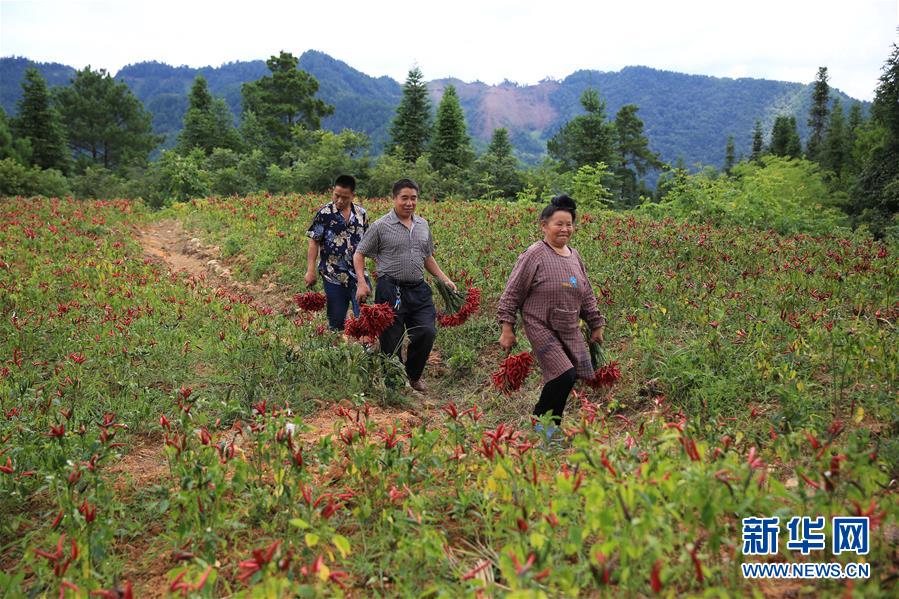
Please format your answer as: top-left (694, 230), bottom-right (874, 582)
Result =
top-left (353, 179), bottom-right (456, 393)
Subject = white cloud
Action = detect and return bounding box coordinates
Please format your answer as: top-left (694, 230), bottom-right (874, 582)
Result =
top-left (1, 0), bottom-right (895, 99)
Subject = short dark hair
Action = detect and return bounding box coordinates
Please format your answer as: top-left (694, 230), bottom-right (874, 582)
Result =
top-left (334, 174), bottom-right (356, 192)
top-left (392, 178), bottom-right (420, 198)
top-left (540, 194), bottom-right (577, 221)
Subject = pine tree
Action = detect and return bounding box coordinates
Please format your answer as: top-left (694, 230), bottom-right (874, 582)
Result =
top-left (751, 120), bottom-right (764, 161)
top-left (13, 68), bottom-right (68, 172)
top-left (786, 117), bottom-right (803, 158)
top-left (613, 104), bottom-right (660, 205)
top-left (487, 127), bottom-right (514, 158)
top-left (178, 76), bottom-right (242, 155)
top-left (724, 135), bottom-right (736, 173)
top-left (56, 66), bottom-right (161, 170)
top-left (548, 88), bottom-right (617, 172)
top-left (822, 98), bottom-right (847, 176)
top-left (430, 84), bottom-right (473, 171)
top-left (241, 51), bottom-right (333, 163)
top-left (807, 66), bottom-right (830, 161)
top-left (850, 43), bottom-right (899, 236)
top-left (770, 116), bottom-right (801, 158)
top-left (473, 128), bottom-right (523, 200)
top-left (0, 107), bottom-right (32, 164)
top-left (389, 67), bottom-right (432, 162)
top-left (844, 102), bottom-right (865, 177)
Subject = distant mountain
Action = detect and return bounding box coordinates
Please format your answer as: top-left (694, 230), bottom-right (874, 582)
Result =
top-left (1, 56), bottom-right (76, 108)
top-left (1, 52), bottom-right (869, 168)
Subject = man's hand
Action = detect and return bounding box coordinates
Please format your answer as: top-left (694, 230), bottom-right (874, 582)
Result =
top-left (442, 278), bottom-right (457, 292)
top-left (590, 327), bottom-right (605, 346)
top-left (304, 269), bottom-right (317, 287)
top-left (356, 280), bottom-right (370, 303)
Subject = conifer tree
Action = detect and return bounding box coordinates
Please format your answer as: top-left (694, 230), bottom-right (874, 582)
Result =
top-left (724, 135), bottom-right (736, 173)
top-left (241, 51), bottom-right (333, 163)
top-left (487, 127), bottom-right (514, 158)
top-left (751, 120), bottom-right (764, 161)
top-left (56, 66), bottom-right (160, 170)
top-left (786, 117), bottom-right (803, 158)
top-left (430, 84), bottom-right (472, 171)
top-left (769, 116), bottom-right (801, 158)
top-left (613, 104), bottom-right (660, 204)
top-left (389, 67), bottom-right (432, 163)
top-left (548, 88), bottom-right (617, 172)
top-left (14, 68), bottom-right (68, 171)
top-left (822, 98), bottom-right (847, 175)
top-left (178, 76), bottom-right (242, 155)
top-left (473, 127), bottom-right (523, 199)
top-left (807, 66), bottom-right (830, 161)
top-left (0, 107), bottom-right (31, 165)
top-left (850, 43), bottom-right (899, 235)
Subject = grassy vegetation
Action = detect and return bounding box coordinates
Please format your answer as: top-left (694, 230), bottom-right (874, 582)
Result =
top-left (1, 194), bottom-right (895, 597)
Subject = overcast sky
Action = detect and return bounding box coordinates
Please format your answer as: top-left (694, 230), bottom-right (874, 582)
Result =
top-left (1, 0), bottom-right (896, 100)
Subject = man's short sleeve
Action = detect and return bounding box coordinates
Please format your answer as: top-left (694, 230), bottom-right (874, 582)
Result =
top-left (306, 209), bottom-right (326, 241)
top-left (355, 220), bottom-right (379, 257)
top-left (425, 227), bottom-right (435, 256)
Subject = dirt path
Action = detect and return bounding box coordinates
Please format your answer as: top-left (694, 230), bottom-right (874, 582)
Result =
top-left (139, 219), bottom-right (294, 315)
top-left (136, 218), bottom-right (435, 423)
top-left (115, 219), bottom-right (439, 594)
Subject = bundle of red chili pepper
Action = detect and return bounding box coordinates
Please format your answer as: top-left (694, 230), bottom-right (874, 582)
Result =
top-left (582, 327), bottom-right (621, 388)
top-left (492, 351), bottom-right (534, 393)
top-left (293, 292), bottom-right (326, 312)
top-left (438, 287), bottom-right (481, 327)
top-left (587, 360), bottom-right (621, 388)
top-left (345, 302), bottom-right (396, 339)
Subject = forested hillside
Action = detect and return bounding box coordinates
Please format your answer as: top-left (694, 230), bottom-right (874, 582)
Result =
top-left (0, 52), bottom-right (866, 167)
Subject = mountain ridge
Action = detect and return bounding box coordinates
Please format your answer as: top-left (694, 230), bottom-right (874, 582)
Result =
top-left (0, 52), bottom-right (868, 167)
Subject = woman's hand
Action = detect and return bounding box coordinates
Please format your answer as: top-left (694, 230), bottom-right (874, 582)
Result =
top-left (499, 323), bottom-right (516, 353)
top-left (590, 326), bottom-right (605, 346)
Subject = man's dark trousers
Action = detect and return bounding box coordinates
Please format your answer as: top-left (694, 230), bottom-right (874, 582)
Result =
top-left (375, 277), bottom-right (436, 382)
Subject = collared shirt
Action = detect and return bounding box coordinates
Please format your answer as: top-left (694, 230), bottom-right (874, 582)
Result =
top-left (355, 209), bottom-right (434, 283)
top-left (306, 202), bottom-right (368, 286)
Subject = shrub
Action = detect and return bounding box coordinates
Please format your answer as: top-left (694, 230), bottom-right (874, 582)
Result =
top-left (0, 158), bottom-right (70, 197)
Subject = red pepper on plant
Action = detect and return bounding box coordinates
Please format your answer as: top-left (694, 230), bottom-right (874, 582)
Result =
top-left (650, 559), bottom-right (663, 593)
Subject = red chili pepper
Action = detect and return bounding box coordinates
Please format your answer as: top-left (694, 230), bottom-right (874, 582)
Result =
top-left (799, 472), bottom-right (821, 489)
top-left (804, 431), bottom-right (821, 450)
top-left (461, 560), bottom-right (491, 581)
top-left (516, 517), bottom-right (528, 533)
top-left (689, 543), bottom-right (704, 583)
top-left (78, 499), bottom-right (96, 523)
top-left (600, 451), bottom-right (618, 478)
top-left (491, 352), bottom-right (534, 393)
top-left (650, 559), bottom-right (663, 593)
top-left (294, 292), bottom-right (326, 312)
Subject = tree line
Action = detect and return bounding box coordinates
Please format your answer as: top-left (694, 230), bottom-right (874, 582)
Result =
top-left (2, 46), bottom-right (897, 238)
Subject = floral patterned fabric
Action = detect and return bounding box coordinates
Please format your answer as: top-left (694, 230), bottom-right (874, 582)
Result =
top-left (306, 202), bottom-right (368, 285)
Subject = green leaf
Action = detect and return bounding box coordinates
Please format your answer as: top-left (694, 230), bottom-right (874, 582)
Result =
top-left (332, 534), bottom-right (351, 558)
top-left (289, 518), bottom-right (310, 529)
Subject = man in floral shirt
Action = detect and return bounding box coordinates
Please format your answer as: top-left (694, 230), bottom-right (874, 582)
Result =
top-left (305, 175), bottom-right (369, 330)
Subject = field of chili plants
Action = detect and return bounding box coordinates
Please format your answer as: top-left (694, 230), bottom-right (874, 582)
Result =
top-left (1, 193), bottom-right (896, 597)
